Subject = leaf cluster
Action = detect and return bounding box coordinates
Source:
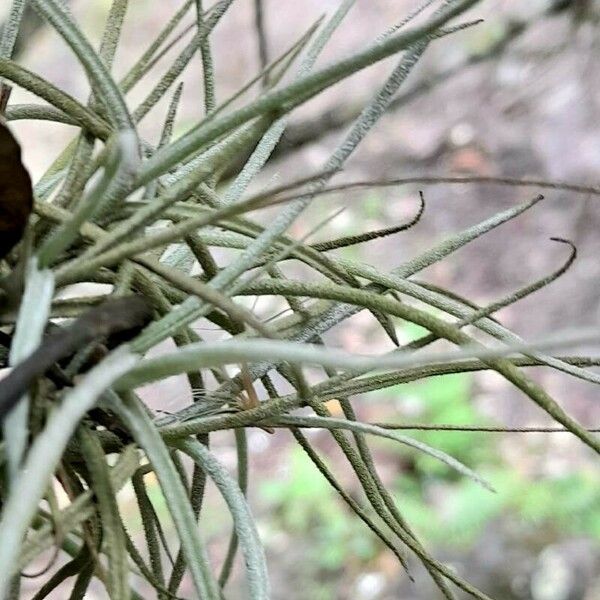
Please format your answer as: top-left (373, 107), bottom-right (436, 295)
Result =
top-left (0, 1), bottom-right (597, 599)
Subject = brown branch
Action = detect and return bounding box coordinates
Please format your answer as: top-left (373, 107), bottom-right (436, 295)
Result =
top-left (0, 296), bottom-right (152, 424)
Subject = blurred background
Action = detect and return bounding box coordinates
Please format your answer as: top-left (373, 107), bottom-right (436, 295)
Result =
top-left (3, 0), bottom-right (599, 598)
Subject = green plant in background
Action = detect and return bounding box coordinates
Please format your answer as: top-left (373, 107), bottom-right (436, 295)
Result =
top-left (396, 465), bottom-right (600, 551)
top-left (385, 369), bottom-right (600, 550)
top-left (0, 1), bottom-right (598, 599)
top-left (260, 447), bottom-right (378, 571)
top-left (374, 371), bottom-right (490, 471)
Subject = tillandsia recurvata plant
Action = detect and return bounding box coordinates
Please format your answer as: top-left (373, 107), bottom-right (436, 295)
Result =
top-left (0, 0), bottom-right (598, 598)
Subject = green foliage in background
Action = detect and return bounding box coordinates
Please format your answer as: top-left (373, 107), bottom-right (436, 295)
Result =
top-left (261, 447), bottom-right (378, 571)
top-left (260, 372), bottom-right (599, 577)
top-left (0, 1), bottom-right (598, 599)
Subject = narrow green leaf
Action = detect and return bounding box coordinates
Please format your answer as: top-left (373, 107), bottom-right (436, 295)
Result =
top-left (18, 444), bottom-right (140, 570)
top-left (0, 0), bottom-right (27, 62)
top-left (105, 391), bottom-right (221, 600)
top-left (117, 332), bottom-right (599, 392)
top-left (37, 130), bottom-right (139, 266)
top-left (137, 0), bottom-right (480, 184)
top-left (4, 258), bottom-right (54, 481)
top-left (173, 438), bottom-right (270, 599)
top-left (270, 415), bottom-right (493, 490)
top-left (78, 426), bottom-right (130, 600)
top-left (0, 348), bottom-right (138, 600)
top-left (31, 0), bottom-right (135, 131)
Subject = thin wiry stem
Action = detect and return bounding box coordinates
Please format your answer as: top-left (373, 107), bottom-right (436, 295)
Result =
top-left (403, 237), bottom-right (577, 353)
top-left (210, 16), bottom-right (322, 118)
top-left (291, 429), bottom-right (412, 573)
top-left (253, 0), bottom-right (269, 87)
top-left (267, 174), bottom-right (600, 203)
top-left (368, 423), bottom-right (600, 433)
top-left (333, 389), bottom-right (458, 599)
top-left (5, 2), bottom-right (596, 598)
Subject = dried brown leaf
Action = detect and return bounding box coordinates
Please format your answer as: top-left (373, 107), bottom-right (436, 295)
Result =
top-left (0, 119), bottom-right (33, 260)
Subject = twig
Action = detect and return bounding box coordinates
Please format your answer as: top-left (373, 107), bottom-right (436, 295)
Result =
top-left (0, 296), bottom-right (152, 423)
